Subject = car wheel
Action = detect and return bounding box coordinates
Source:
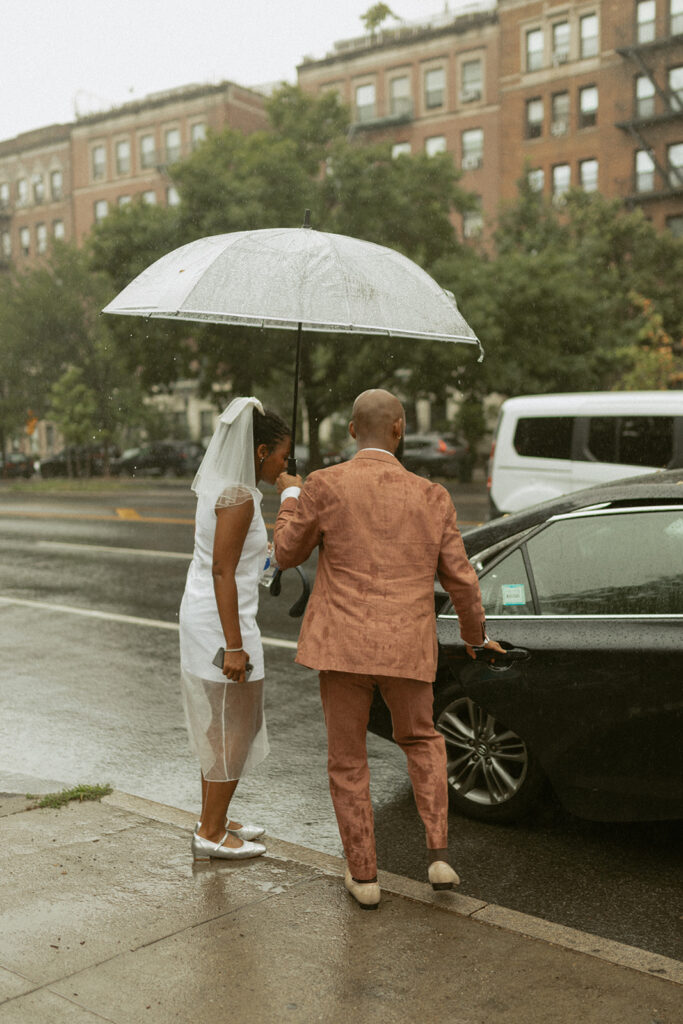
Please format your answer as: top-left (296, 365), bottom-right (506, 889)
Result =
top-left (435, 692), bottom-right (546, 822)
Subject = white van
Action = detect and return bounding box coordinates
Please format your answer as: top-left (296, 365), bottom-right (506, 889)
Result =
top-left (488, 391), bottom-right (683, 516)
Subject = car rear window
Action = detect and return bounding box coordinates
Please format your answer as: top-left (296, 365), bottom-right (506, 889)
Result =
top-left (513, 417), bottom-right (573, 460)
top-left (587, 416), bottom-right (674, 468)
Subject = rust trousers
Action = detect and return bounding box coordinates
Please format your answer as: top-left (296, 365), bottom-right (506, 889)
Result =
top-left (319, 670), bottom-right (449, 880)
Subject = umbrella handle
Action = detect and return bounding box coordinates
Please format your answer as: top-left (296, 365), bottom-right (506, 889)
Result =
top-left (287, 456), bottom-right (298, 475)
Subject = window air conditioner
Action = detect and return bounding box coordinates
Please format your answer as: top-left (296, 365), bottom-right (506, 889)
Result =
top-left (462, 154), bottom-right (483, 170)
top-left (460, 89), bottom-right (481, 104)
top-left (552, 50), bottom-right (569, 66)
top-left (551, 120), bottom-right (569, 136)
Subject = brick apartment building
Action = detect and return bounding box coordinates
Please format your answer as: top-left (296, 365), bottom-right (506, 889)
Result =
top-left (0, 80), bottom-right (267, 267)
top-left (297, 0), bottom-right (683, 239)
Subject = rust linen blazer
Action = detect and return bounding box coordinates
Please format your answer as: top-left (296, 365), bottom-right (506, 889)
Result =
top-left (274, 449), bottom-right (486, 682)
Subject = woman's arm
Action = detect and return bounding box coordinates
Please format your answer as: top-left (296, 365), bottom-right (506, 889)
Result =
top-left (212, 499), bottom-right (254, 682)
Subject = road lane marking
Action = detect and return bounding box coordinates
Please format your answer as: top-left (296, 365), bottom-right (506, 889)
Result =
top-left (116, 508), bottom-right (142, 520)
top-left (0, 509), bottom-right (195, 525)
top-left (0, 596), bottom-right (299, 649)
top-left (37, 541), bottom-right (192, 560)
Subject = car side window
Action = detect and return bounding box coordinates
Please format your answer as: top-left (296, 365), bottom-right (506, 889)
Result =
top-left (587, 416), bottom-right (674, 468)
top-left (478, 548), bottom-right (534, 616)
top-left (526, 510), bottom-right (683, 615)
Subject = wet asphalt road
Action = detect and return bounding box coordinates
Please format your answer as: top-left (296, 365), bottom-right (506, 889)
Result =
top-left (0, 478), bottom-right (681, 961)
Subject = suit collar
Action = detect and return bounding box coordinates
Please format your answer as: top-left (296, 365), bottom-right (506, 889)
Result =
top-left (353, 448), bottom-right (401, 465)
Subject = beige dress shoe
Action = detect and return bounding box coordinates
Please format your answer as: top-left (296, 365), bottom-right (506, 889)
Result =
top-left (344, 867), bottom-right (380, 910)
top-left (428, 861), bottom-right (460, 891)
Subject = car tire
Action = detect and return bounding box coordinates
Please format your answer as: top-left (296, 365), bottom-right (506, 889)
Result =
top-left (434, 689), bottom-right (547, 823)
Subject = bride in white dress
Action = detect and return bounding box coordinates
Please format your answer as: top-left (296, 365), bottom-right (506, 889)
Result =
top-left (179, 397), bottom-right (291, 861)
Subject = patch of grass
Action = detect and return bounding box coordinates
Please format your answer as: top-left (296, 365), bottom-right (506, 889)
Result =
top-left (25, 784), bottom-right (113, 809)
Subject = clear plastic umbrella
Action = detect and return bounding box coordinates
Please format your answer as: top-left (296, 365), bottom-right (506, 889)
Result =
top-left (103, 214), bottom-right (483, 471)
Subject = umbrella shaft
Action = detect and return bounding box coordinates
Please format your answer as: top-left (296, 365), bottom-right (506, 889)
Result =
top-left (289, 322), bottom-right (303, 474)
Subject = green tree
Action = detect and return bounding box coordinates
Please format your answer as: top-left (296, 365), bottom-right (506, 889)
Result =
top-left (48, 367), bottom-right (98, 476)
top-left (361, 3), bottom-right (398, 34)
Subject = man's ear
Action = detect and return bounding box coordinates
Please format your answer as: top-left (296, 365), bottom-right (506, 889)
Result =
top-left (349, 421), bottom-right (357, 439)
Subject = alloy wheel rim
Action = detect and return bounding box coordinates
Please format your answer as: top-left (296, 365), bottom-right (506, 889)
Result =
top-left (437, 697), bottom-right (528, 806)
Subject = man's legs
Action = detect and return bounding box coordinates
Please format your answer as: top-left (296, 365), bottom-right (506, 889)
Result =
top-left (319, 670), bottom-right (377, 881)
top-left (378, 676), bottom-right (449, 853)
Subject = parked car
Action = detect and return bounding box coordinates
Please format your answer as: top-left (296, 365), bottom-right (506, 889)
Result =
top-left (368, 468), bottom-right (683, 824)
top-left (110, 440), bottom-right (203, 478)
top-left (1, 452), bottom-right (34, 479)
top-left (401, 432), bottom-right (469, 479)
top-left (487, 391), bottom-right (683, 517)
top-left (38, 445), bottom-right (119, 478)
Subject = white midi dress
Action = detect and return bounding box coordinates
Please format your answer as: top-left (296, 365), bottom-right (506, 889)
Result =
top-left (179, 487), bottom-right (270, 781)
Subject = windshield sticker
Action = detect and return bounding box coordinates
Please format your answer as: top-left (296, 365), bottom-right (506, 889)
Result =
top-left (502, 584), bottom-right (526, 606)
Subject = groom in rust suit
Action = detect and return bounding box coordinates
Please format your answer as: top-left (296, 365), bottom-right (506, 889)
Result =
top-left (275, 389), bottom-right (502, 910)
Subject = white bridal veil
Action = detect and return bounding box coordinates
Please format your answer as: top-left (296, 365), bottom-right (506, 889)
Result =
top-left (191, 396), bottom-right (264, 507)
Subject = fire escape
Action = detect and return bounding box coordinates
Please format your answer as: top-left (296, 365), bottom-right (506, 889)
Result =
top-left (615, 9), bottom-right (683, 204)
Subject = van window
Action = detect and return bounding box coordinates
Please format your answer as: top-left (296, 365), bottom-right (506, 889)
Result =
top-left (588, 416), bottom-right (674, 467)
top-left (513, 417), bottom-right (573, 460)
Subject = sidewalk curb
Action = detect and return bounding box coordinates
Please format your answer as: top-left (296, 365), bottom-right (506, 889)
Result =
top-left (104, 790), bottom-right (682, 987)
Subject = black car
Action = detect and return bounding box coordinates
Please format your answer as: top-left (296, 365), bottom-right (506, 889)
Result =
top-left (401, 432), bottom-right (469, 479)
top-left (38, 445), bottom-right (119, 478)
top-left (1, 452), bottom-right (34, 479)
top-left (110, 441), bottom-right (202, 478)
top-left (368, 468), bottom-right (683, 824)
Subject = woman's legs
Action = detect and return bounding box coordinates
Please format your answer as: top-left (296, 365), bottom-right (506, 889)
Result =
top-left (198, 774), bottom-right (242, 847)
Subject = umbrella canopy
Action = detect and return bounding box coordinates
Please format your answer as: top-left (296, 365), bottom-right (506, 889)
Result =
top-left (102, 226), bottom-right (482, 352)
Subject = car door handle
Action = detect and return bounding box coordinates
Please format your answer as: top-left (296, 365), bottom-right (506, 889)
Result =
top-left (472, 643), bottom-right (530, 668)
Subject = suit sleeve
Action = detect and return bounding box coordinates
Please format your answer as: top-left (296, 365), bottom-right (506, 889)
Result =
top-left (436, 499), bottom-right (486, 647)
top-left (274, 477), bottom-right (322, 569)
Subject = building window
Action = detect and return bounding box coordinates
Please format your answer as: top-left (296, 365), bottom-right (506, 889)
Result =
top-left (92, 145), bottom-right (106, 180)
top-left (425, 135), bottom-right (446, 156)
top-left (552, 21), bottom-right (570, 64)
top-left (355, 83), bottom-right (376, 122)
top-left (140, 134), bottom-right (156, 169)
top-left (526, 97), bottom-right (544, 138)
top-left (528, 168), bottom-right (545, 192)
top-left (579, 85), bottom-right (598, 127)
top-left (391, 141), bottom-right (411, 158)
top-left (636, 74), bottom-right (656, 117)
top-left (461, 128), bottom-right (484, 169)
top-left (142, 190), bottom-right (157, 204)
top-left (463, 205), bottom-right (483, 239)
top-left (53, 220), bottom-right (64, 239)
top-left (635, 149), bottom-right (656, 191)
top-left (50, 169), bottom-right (63, 200)
top-left (666, 214), bottom-right (683, 236)
top-left (0, 182), bottom-right (9, 208)
top-left (1, 231), bottom-right (11, 257)
top-left (117, 195), bottom-right (132, 206)
top-left (16, 178), bottom-right (28, 206)
top-left (424, 67), bottom-right (445, 108)
top-left (668, 142), bottom-right (683, 186)
top-left (461, 59), bottom-right (483, 102)
top-left (580, 158), bottom-right (599, 191)
top-left (552, 163), bottom-right (571, 201)
top-left (672, 0), bottom-right (683, 35)
top-left (36, 222), bottom-right (47, 254)
top-left (190, 122), bottom-right (207, 149)
top-left (526, 28), bottom-right (544, 71)
top-left (167, 185), bottom-right (180, 206)
top-left (551, 92), bottom-right (570, 135)
top-left (389, 76), bottom-right (411, 116)
top-left (19, 226), bottom-right (30, 256)
top-left (32, 175), bottom-right (45, 204)
top-left (637, 1), bottom-right (656, 43)
top-left (115, 139), bottom-right (131, 175)
top-left (94, 199), bottom-right (109, 221)
top-left (669, 66), bottom-right (683, 110)
top-left (580, 13), bottom-right (599, 57)
top-left (165, 128), bottom-right (181, 163)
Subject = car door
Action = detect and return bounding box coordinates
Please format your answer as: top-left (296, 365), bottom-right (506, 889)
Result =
top-left (439, 505), bottom-right (683, 820)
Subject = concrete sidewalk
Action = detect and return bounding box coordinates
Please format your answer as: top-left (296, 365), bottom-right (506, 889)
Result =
top-left (0, 791), bottom-right (680, 1024)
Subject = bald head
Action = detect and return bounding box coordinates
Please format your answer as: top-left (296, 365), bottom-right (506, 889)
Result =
top-left (350, 389), bottom-right (405, 453)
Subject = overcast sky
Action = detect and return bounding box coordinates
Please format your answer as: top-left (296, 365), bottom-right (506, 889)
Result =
top-left (2, 1), bottom-right (480, 141)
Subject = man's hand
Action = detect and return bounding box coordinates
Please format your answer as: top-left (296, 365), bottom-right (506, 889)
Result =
top-left (277, 472), bottom-right (303, 493)
top-left (465, 639), bottom-right (506, 660)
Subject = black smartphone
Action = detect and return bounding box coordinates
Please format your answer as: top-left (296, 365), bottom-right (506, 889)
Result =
top-left (212, 648), bottom-right (254, 678)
